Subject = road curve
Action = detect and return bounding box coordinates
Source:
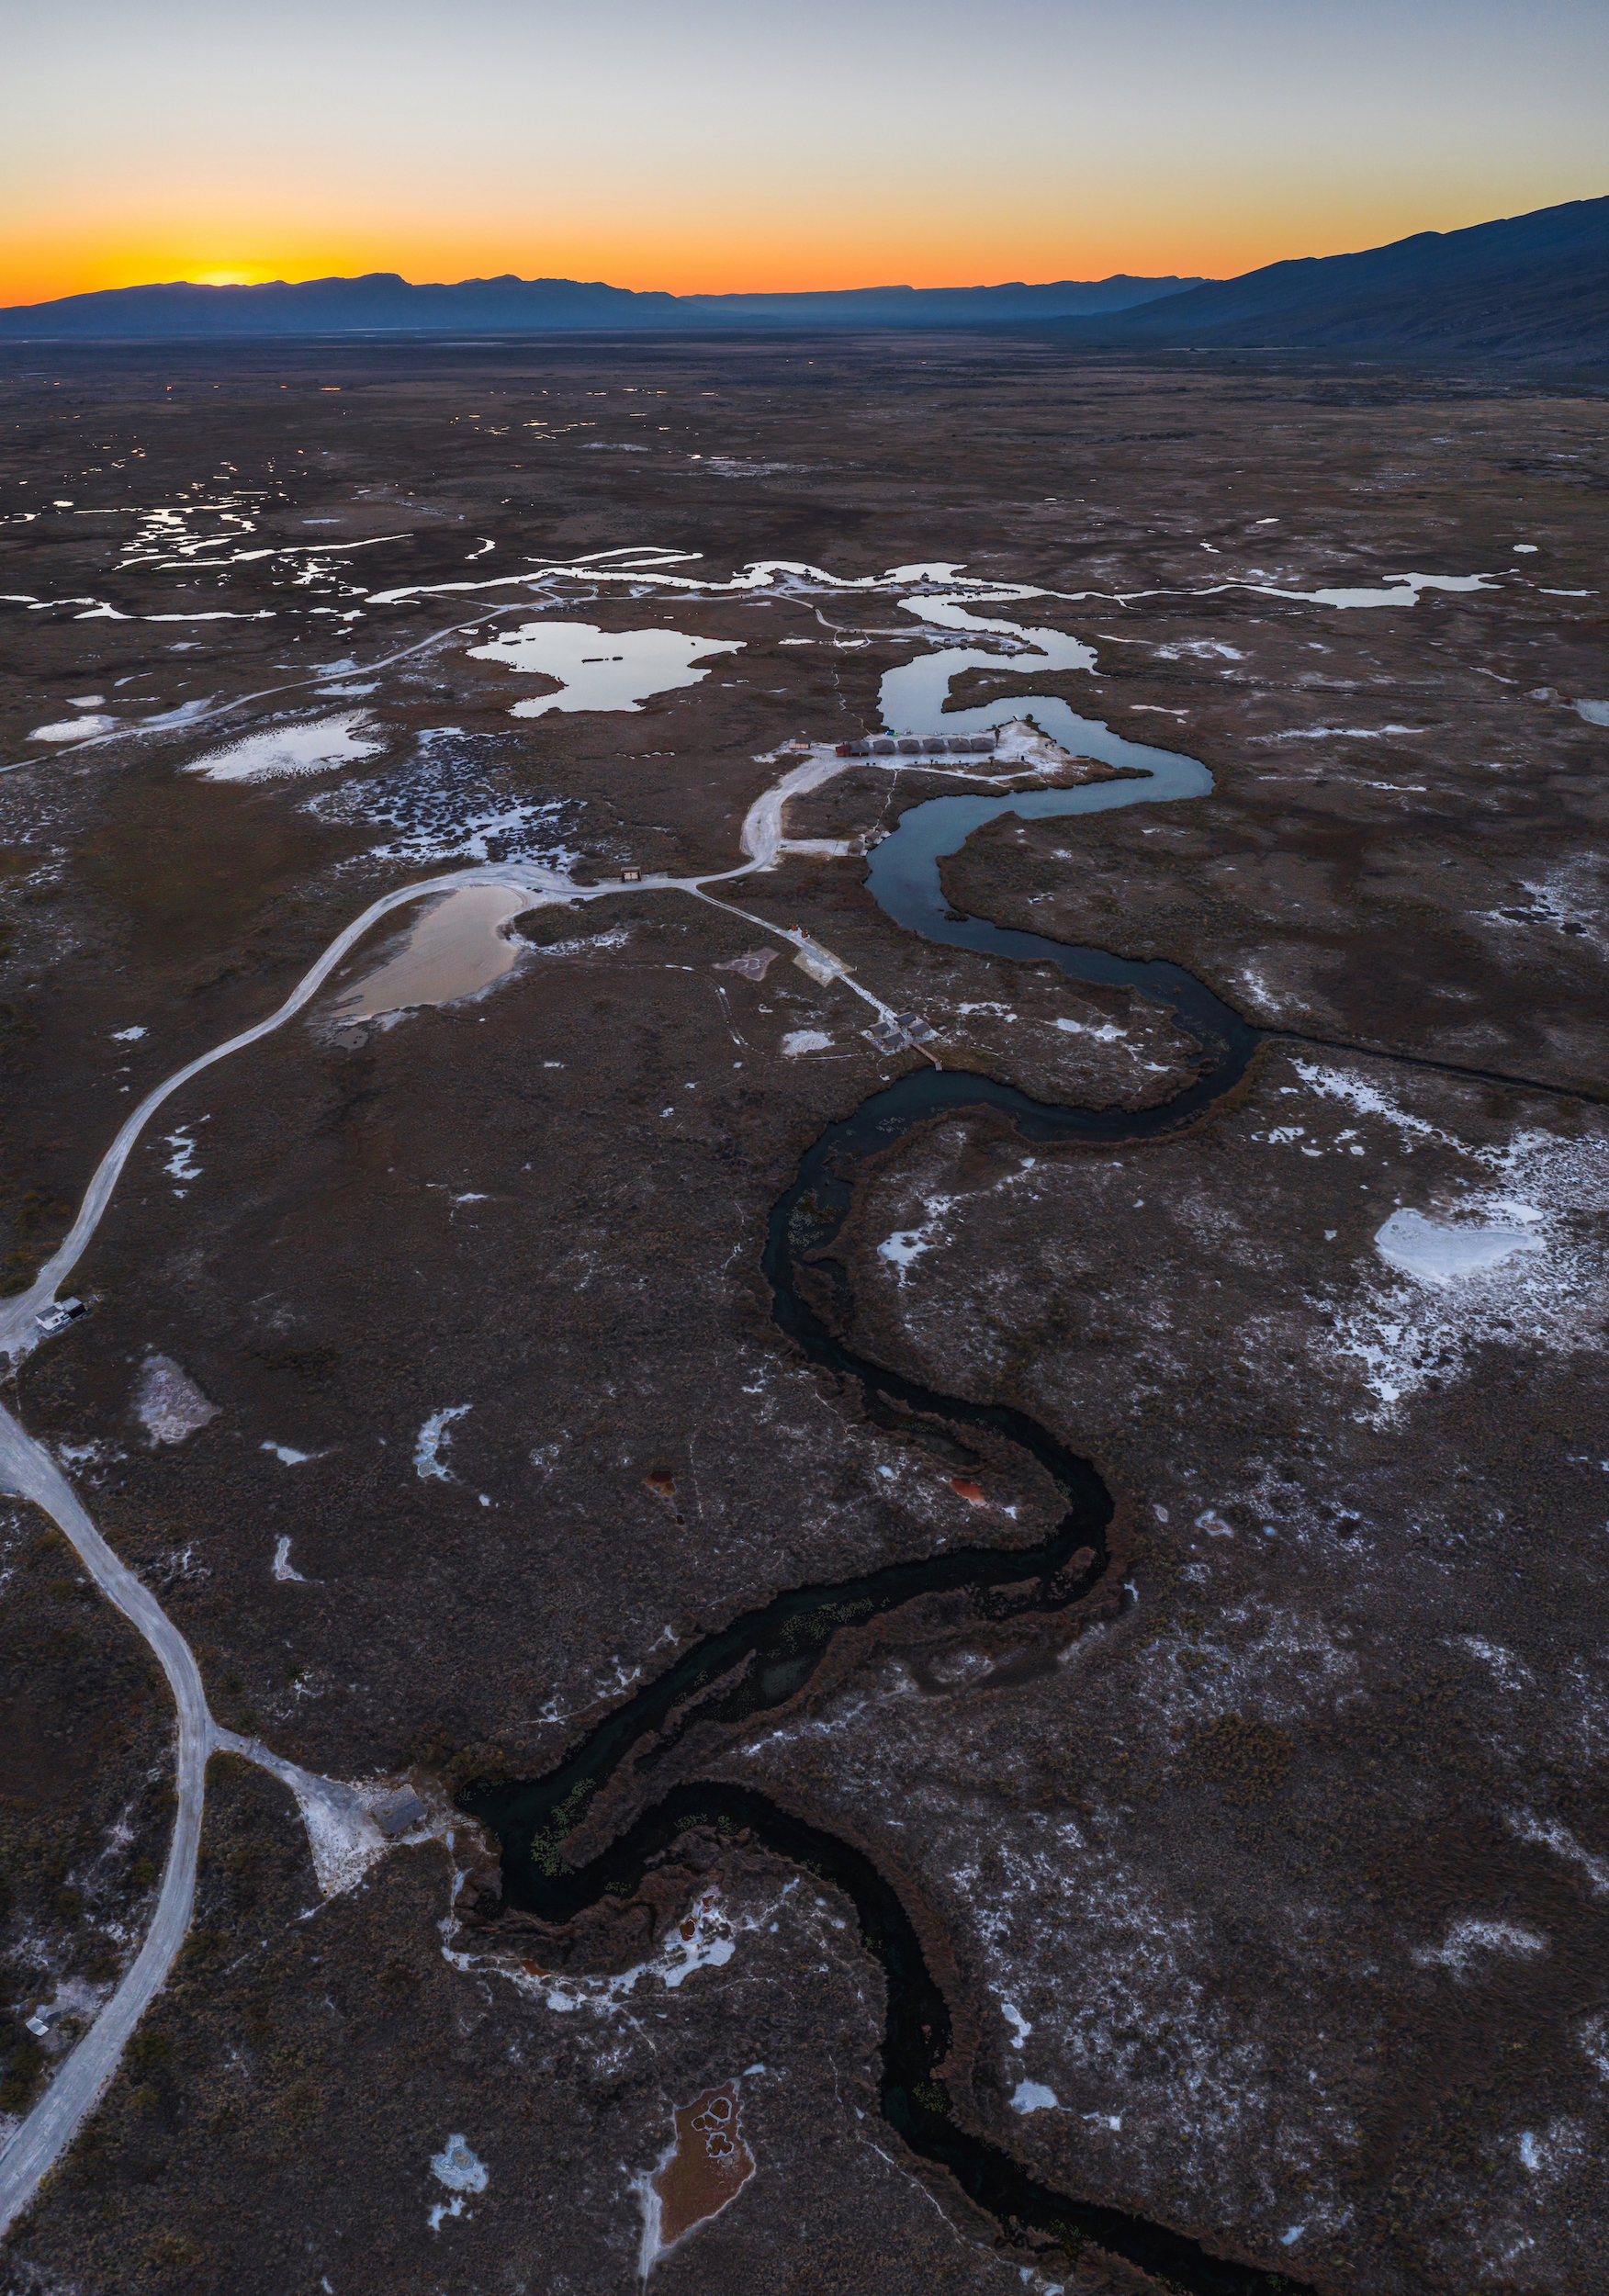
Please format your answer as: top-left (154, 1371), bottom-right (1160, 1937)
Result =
top-left (0, 865), bottom-right (529, 2232)
top-left (0, 864), bottom-right (547, 1363)
top-left (0, 1412), bottom-right (215, 2237)
top-left (0, 738), bottom-right (936, 2231)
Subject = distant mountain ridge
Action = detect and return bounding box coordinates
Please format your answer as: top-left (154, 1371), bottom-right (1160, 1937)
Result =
top-left (1, 197), bottom-right (1603, 355)
top-left (0, 272), bottom-right (1198, 338)
top-left (1063, 197), bottom-right (1609, 359)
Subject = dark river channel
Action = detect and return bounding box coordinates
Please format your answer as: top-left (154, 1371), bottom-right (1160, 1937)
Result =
top-left (463, 671), bottom-right (1303, 2292)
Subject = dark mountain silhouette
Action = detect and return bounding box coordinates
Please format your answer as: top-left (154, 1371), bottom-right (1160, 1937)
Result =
top-left (2, 198), bottom-right (1601, 355)
top-left (0, 272), bottom-right (1197, 339)
top-left (1060, 197), bottom-right (1609, 358)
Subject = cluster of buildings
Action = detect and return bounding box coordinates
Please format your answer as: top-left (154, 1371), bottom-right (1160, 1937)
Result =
top-left (836, 731), bottom-right (998, 758)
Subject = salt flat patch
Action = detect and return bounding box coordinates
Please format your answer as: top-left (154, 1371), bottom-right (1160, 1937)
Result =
top-left (415, 1404), bottom-right (471, 1480)
top-left (1375, 1208), bottom-right (1544, 1287)
top-left (271, 1535), bottom-right (309, 1581)
top-left (133, 1355), bottom-right (219, 1446)
top-left (333, 885), bottom-right (526, 1020)
top-left (29, 715), bottom-right (117, 740)
top-left (526, 923), bottom-right (631, 959)
top-left (466, 620), bottom-right (739, 715)
top-left (1412, 1919), bottom-right (1547, 1975)
top-left (1294, 1062), bottom-right (1609, 1416)
top-left (455, 1881), bottom-right (795, 2023)
top-left (186, 711), bottom-right (379, 783)
top-left (431, 2133), bottom-right (488, 2195)
top-left (876, 1195), bottom-right (955, 1280)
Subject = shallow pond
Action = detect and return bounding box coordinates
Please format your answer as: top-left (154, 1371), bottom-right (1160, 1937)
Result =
top-left (334, 883), bottom-right (527, 1019)
top-left (467, 619), bottom-right (739, 714)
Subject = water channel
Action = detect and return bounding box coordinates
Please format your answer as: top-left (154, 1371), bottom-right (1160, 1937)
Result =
top-left (463, 643), bottom-right (1300, 2291)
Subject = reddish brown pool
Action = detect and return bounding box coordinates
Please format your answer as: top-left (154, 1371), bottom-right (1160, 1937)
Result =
top-left (650, 2083), bottom-right (755, 2248)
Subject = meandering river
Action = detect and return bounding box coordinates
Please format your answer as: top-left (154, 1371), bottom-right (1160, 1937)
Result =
top-left (465, 658), bottom-right (1297, 2292)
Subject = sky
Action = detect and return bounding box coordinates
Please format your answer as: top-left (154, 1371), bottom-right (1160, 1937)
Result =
top-left (6, 0), bottom-right (1606, 306)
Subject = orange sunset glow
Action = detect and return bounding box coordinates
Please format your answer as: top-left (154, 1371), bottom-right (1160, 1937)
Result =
top-left (6, 0), bottom-right (1605, 309)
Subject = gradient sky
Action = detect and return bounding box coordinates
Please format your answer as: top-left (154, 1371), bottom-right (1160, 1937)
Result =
top-left (6, 0), bottom-right (1606, 305)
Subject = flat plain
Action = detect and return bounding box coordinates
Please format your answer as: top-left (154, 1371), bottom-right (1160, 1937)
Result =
top-left (1, 333), bottom-right (1605, 2296)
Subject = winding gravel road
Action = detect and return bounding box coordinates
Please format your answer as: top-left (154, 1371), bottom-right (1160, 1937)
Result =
top-left (0, 1413), bottom-right (213, 2234)
top-left (0, 736), bottom-right (906, 2234)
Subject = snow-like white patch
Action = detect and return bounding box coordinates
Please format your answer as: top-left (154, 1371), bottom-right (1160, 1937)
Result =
top-left (110, 1025), bottom-right (146, 1041)
top-left (1506, 1812), bottom-right (1609, 1897)
top-left (459, 1883), bottom-right (793, 2023)
top-left (1253, 723), bottom-right (1428, 741)
top-left (1579, 2011), bottom-right (1609, 2081)
top-left (163, 1124), bottom-right (203, 1185)
top-left (134, 1355), bottom-right (219, 1446)
top-left (271, 1536), bottom-right (308, 1583)
top-left (305, 728), bottom-right (572, 868)
top-left (876, 1195), bottom-right (955, 1279)
top-left (431, 2134), bottom-right (489, 2193)
top-left (56, 1439), bottom-right (108, 1473)
top-left (947, 1829), bottom-right (1300, 2193)
top-left (527, 923), bottom-right (631, 959)
top-left (781, 1029), bottom-right (833, 1057)
top-left (1374, 1207), bottom-right (1544, 1288)
top-left (263, 1442), bottom-right (312, 1466)
top-left (1509, 2119), bottom-right (1582, 2189)
top-left (1055, 1017), bottom-right (1127, 1041)
top-left (1412, 1918), bottom-right (1547, 1975)
top-left (1293, 1064), bottom-right (1609, 1417)
top-left (1572, 700), bottom-right (1609, 726)
top-left (1478, 863), bottom-right (1605, 948)
top-left (186, 711), bottom-right (380, 783)
top-left (1012, 2080), bottom-right (1060, 2113)
top-left (29, 715), bottom-right (117, 739)
top-left (1459, 1638), bottom-right (1531, 1692)
top-left (415, 1404), bottom-right (470, 1480)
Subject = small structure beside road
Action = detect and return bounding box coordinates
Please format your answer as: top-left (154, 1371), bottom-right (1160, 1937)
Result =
top-left (35, 1298), bottom-right (86, 1337)
top-left (863, 1011), bottom-right (941, 1055)
top-left (369, 1784), bottom-right (428, 1838)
